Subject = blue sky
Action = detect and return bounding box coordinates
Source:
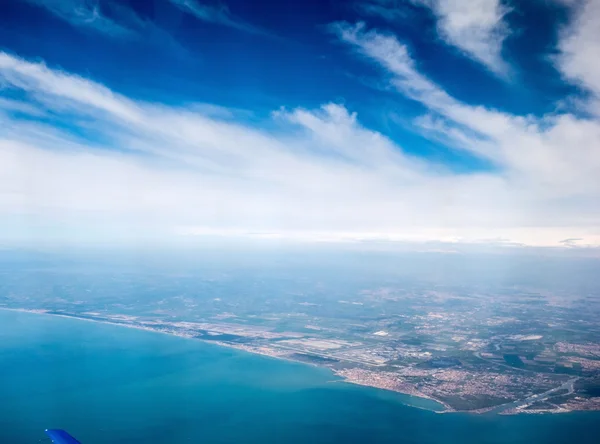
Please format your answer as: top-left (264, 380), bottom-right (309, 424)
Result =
top-left (0, 0), bottom-right (599, 248)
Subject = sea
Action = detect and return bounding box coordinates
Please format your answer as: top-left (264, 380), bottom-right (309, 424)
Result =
top-left (0, 310), bottom-right (598, 444)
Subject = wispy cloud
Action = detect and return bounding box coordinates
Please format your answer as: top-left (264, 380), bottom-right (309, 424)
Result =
top-left (20, 0), bottom-right (188, 57)
top-left (358, 0), bottom-right (511, 75)
top-left (556, 0), bottom-right (600, 107)
top-left (22, 0), bottom-right (135, 38)
top-left (168, 0), bottom-right (267, 35)
top-left (423, 0), bottom-right (511, 75)
top-left (560, 237), bottom-right (583, 247)
top-left (1, 49), bottom-right (600, 247)
top-left (331, 21), bottom-right (600, 239)
top-left (356, 0), bottom-right (413, 22)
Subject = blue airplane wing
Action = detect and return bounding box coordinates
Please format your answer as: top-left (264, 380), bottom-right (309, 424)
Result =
top-left (45, 429), bottom-right (81, 444)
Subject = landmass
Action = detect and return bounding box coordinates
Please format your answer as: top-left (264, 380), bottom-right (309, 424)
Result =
top-left (1, 252), bottom-right (599, 414)
top-left (3, 305), bottom-right (598, 415)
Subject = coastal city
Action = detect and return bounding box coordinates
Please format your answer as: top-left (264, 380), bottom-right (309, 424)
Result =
top-left (2, 252), bottom-right (599, 414)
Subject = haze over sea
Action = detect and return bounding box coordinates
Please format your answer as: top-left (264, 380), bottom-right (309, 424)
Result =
top-left (0, 310), bottom-right (596, 444)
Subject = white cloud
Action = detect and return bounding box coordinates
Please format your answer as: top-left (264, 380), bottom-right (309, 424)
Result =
top-left (355, 1), bottom-right (511, 74)
top-left (1, 50), bottom-right (600, 248)
top-left (556, 0), bottom-right (600, 101)
top-left (330, 22), bottom-right (454, 107)
top-left (331, 22), bottom-right (600, 243)
top-left (333, 23), bottom-right (600, 183)
top-left (0, 52), bottom-right (141, 122)
top-left (413, 0), bottom-right (511, 75)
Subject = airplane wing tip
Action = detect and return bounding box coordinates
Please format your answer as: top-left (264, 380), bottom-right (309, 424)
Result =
top-left (45, 429), bottom-right (81, 444)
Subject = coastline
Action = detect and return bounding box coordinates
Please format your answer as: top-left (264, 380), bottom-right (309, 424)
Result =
top-left (0, 307), bottom-right (449, 412)
top-left (4, 308), bottom-right (600, 444)
top-left (2, 307), bottom-right (591, 415)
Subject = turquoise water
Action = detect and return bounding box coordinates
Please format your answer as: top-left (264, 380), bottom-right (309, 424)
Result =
top-left (0, 310), bottom-right (598, 444)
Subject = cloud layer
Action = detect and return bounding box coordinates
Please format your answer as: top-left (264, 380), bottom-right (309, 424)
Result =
top-left (1, 1), bottom-right (600, 247)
